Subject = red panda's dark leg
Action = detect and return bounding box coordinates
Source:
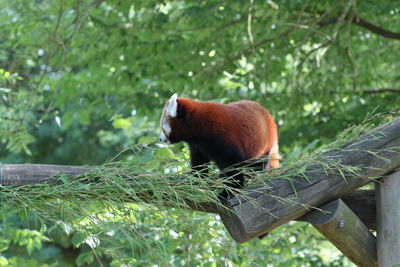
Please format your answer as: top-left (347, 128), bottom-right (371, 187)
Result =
top-left (222, 170), bottom-right (244, 188)
top-left (189, 145), bottom-right (210, 177)
top-left (218, 168), bottom-right (244, 199)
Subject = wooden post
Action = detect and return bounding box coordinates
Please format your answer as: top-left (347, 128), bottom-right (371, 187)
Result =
top-left (376, 171), bottom-right (400, 266)
top-left (302, 199), bottom-right (377, 267)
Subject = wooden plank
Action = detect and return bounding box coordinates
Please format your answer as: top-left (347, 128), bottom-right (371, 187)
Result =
top-left (302, 199), bottom-right (377, 267)
top-left (220, 118), bottom-right (400, 242)
top-left (376, 171), bottom-right (400, 266)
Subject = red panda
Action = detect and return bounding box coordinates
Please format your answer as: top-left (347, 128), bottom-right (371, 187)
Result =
top-left (159, 94), bottom-right (280, 195)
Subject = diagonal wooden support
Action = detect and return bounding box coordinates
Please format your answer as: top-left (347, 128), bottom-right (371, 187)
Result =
top-left (302, 199), bottom-right (377, 267)
top-left (219, 118), bottom-right (400, 242)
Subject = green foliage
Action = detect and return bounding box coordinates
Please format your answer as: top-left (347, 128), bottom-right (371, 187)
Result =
top-left (0, 0), bottom-right (399, 265)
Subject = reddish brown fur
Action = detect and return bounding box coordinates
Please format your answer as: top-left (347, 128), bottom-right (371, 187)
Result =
top-left (168, 97), bottom-right (279, 166)
top-left (161, 96), bottom-right (279, 194)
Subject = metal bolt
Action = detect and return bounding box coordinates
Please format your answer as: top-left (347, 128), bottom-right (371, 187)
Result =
top-left (338, 220), bottom-right (345, 229)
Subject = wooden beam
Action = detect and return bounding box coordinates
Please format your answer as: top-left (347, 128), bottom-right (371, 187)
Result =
top-left (0, 164), bottom-right (378, 225)
top-left (220, 118), bottom-right (400, 242)
top-left (0, 163), bottom-right (223, 214)
top-left (302, 199), bottom-right (377, 267)
top-left (376, 171), bottom-right (400, 266)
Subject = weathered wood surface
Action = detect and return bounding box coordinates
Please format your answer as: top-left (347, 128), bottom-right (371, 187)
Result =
top-left (302, 199), bottom-right (377, 267)
top-left (0, 164), bottom-right (94, 186)
top-left (220, 118), bottom-right (400, 242)
top-left (376, 171), bottom-right (400, 266)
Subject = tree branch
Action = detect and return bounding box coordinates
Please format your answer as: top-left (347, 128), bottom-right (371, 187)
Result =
top-left (318, 16), bottom-right (400, 40)
top-left (364, 88), bottom-right (400, 94)
top-left (352, 16), bottom-right (400, 40)
top-left (196, 28), bottom-right (295, 78)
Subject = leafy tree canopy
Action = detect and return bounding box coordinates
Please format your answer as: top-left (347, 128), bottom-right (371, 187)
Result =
top-left (0, 0), bottom-right (399, 266)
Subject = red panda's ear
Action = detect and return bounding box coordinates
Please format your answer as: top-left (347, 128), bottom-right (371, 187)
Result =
top-left (166, 93), bottom-right (178, 118)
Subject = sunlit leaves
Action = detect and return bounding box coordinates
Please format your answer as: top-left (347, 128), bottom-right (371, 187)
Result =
top-left (0, 0), bottom-right (399, 265)
top-left (111, 115), bottom-right (132, 129)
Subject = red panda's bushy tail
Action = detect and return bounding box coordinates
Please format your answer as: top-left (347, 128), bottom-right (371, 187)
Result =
top-left (265, 119), bottom-right (280, 170)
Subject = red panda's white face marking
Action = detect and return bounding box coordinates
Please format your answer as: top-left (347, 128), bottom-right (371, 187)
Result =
top-left (159, 94), bottom-right (178, 143)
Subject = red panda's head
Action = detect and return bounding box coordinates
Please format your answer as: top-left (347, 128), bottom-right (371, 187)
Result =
top-left (159, 93), bottom-right (179, 144)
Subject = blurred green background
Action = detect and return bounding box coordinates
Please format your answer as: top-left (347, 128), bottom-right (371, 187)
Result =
top-left (0, 0), bottom-right (399, 266)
